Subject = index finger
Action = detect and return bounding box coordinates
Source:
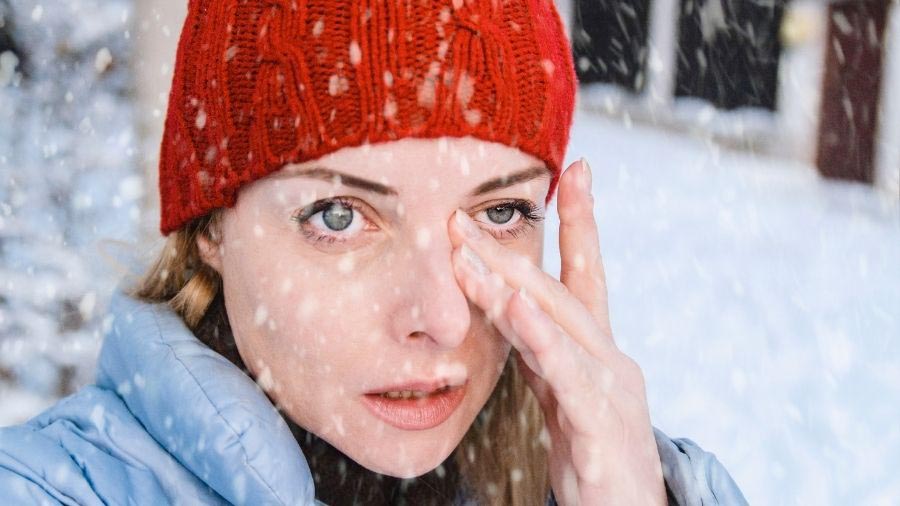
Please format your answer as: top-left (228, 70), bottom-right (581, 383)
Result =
top-left (449, 209), bottom-right (618, 361)
top-left (558, 158), bottom-right (613, 340)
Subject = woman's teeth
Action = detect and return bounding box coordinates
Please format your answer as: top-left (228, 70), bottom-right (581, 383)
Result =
top-left (380, 386), bottom-right (450, 399)
top-left (381, 391), bottom-right (425, 399)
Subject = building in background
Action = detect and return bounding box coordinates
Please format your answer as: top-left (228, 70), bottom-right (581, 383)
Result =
top-left (569, 0), bottom-right (900, 199)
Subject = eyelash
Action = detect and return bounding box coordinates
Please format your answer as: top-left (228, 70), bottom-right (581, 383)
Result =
top-left (290, 197), bottom-right (544, 246)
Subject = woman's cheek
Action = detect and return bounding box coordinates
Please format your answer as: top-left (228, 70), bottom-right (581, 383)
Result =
top-left (493, 338), bottom-right (514, 375)
top-left (264, 280), bottom-right (374, 367)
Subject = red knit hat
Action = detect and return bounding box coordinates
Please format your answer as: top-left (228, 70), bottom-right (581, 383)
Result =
top-left (158, 0), bottom-right (578, 235)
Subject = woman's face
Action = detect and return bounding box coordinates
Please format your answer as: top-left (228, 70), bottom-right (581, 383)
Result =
top-left (197, 136), bottom-right (550, 478)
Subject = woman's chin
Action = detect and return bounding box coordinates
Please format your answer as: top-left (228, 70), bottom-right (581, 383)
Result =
top-left (346, 434), bottom-right (461, 478)
top-left (360, 457), bottom-right (448, 479)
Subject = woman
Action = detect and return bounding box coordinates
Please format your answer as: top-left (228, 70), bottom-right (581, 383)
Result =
top-left (0, 0), bottom-right (748, 504)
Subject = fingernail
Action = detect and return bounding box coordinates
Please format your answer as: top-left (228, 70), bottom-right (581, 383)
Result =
top-left (460, 244), bottom-right (490, 276)
top-left (580, 157), bottom-right (592, 193)
top-left (518, 286), bottom-right (538, 310)
top-left (455, 209), bottom-right (483, 241)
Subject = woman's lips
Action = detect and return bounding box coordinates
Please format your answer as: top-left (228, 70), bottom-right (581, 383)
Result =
top-left (360, 381), bottom-right (468, 431)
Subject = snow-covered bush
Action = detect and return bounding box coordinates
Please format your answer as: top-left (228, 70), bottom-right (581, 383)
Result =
top-left (0, 0), bottom-right (139, 424)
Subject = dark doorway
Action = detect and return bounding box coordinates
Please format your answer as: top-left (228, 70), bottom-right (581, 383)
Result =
top-left (674, 0), bottom-right (787, 110)
top-left (816, 0), bottom-right (890, 184)
top-left (572, 0), bottom-right (652, 93)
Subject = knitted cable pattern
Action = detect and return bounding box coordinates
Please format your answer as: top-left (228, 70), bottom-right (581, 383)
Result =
top-left (158, 0), bottom-right (577, 235)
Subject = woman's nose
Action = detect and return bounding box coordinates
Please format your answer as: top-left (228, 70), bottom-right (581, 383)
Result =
top-left (390, 233), bottom-right (472, 350)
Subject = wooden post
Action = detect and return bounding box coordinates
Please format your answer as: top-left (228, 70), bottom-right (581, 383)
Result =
top-left (816, 0), bottom-right (890, 183)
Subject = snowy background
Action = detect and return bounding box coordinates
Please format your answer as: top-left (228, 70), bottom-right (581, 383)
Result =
top-left (0, 0), bottom-right (141, 423)
top-left (549, 108), bottom-right (900, 506)
top-left (2, 1), bottom-right (899, 505)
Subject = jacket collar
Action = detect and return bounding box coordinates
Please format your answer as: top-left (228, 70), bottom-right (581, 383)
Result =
top-left (94, 281), bottom-right (317, 505)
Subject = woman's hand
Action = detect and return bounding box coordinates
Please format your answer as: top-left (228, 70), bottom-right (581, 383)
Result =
top-left (448, 158), bottom-right (667, 506)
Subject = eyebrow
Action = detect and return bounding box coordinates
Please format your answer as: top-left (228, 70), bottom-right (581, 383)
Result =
top-left (271, 166), bottom-right (399, 196)
top-left (273, 165), bottom-right (550, 197)
top-left (467, 166), bottom-right (550, 196)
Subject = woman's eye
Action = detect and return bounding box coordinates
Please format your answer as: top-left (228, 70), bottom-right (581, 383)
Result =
top-left (485, 205), bottom-right (515, 224)
top-left (475, 200), bottom-right (544, 240)
top-left (319, 202), bottom-right (354, 231)
top-left (290, 197), bottom-right (372, 246)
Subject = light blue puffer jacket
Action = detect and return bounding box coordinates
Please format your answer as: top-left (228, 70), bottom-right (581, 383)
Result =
top-left (0, 284), bottom-right (749, 505)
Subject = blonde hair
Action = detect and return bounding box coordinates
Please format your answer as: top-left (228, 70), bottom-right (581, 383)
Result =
top-left (127, 209), bottom-right (550, 505)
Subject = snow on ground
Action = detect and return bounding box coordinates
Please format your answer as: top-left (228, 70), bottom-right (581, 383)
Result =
top-left (545, 108), bottom-right (900, 506)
